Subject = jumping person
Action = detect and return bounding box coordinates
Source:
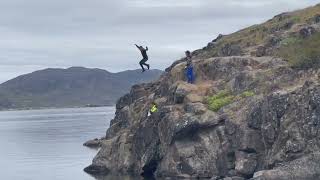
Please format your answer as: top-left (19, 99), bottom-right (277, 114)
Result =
top-left (185, 50), bottom-right (194, 83)
top-left (135, 44), bottom-right (150, 72)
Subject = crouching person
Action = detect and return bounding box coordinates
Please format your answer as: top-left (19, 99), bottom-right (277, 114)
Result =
top-left (148, 102), bottom-right (158, 117)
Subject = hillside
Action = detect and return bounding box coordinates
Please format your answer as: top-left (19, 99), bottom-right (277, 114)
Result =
top-left (85, 3), bottom-right (320, 180)
top-left (191, 4), bottom-right (320, 69)
top-left (0, 67), bottom-right (162, 110)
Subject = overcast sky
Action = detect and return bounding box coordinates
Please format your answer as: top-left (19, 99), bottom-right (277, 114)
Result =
top-left (0, 0), bottom-right (319, 83)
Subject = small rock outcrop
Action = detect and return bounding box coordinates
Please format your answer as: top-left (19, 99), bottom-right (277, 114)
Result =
top-left (83, 138), bottom-right (104, 148)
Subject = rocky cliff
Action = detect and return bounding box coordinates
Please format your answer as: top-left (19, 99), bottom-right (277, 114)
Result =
top-left (85, 4), bottom-right (320, 180)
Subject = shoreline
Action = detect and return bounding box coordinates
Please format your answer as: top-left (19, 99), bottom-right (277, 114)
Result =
top-left (0, 105), bottom-right (116, 112)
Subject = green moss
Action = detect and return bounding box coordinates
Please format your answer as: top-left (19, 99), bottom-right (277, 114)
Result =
top-left (207, 91), bottom-right (235, 112)
top-left (277, 32), bottom-right (320, 69)
top-left (208, 90), bottom-right (230, 101)
top-left (208, 96), bottom-right (235, 112)
top-left (240, 91), bottom-right (255, 98)
top-left (206, 90), bottom-right (257, 112)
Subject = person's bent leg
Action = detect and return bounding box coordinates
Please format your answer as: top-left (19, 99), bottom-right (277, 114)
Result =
top-left (144, 63), bottom-right (150, 70)
top-left (141, 58), bottom-right (149, 70)
top-left (139, 60), bottom-right (145, 72)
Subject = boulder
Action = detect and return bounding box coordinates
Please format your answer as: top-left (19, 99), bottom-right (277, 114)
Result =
top-left (235, 151), bottom-right (257, 177)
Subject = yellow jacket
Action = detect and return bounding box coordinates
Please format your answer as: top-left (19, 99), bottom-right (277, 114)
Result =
top-left (150, 104), bottom-right (158, 113)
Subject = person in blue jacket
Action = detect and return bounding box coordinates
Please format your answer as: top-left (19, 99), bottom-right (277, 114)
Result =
top-left (185, 50), bottom-right (194, 83)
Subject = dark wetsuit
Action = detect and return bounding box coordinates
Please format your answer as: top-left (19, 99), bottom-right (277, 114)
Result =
top-left (136, 45), bottom-right (149, 71)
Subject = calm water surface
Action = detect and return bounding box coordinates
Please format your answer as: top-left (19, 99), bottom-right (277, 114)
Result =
top-left (0, 107), bottom-right (144, 180)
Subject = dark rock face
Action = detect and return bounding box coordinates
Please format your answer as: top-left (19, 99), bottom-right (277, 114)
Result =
top-left (85, 55), bottom-right (320, 179)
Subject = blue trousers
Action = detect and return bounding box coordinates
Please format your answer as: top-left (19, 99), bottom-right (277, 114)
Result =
top-left (186, 66), bottom-right (194, 83)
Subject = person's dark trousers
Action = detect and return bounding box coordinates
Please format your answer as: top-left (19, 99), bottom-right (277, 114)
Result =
top-left (139, 58), bottom-right (149, 71)
top-left (186, 66), bottom-right (194, 83)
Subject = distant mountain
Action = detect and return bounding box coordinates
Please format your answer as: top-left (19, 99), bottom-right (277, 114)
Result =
top-left (0, 67), bottom-right (163, 110)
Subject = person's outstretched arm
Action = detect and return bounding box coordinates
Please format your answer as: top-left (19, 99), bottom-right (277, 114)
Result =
top-left (135, 44), bottom-right (140, 49)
